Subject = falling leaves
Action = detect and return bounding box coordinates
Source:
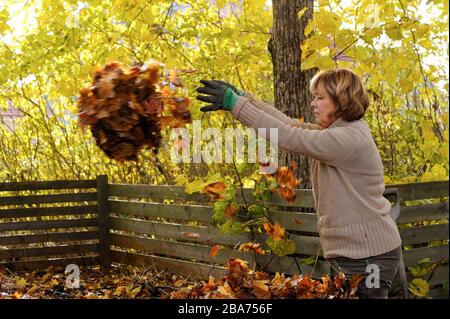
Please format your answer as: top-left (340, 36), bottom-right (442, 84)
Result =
top-left (77, 60), bottom-right (192, 162)
top-left (238, 242), bottom-right (265, 255)
top-left (263, 222), bottom-right (285, 241)
top-left (209, 244), bottom-right (222, 257)
top-left (262, 165), bottom-right (300, 203)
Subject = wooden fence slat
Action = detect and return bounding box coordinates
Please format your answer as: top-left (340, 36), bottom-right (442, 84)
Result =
top-left (0, 192), bottom-right (97, 206)
top-left (270, 211), bottom-right (318, 232)
top-left (0, 218), bottom-right (98, 232)
top-left (97, 175), bottom-right (111, 269)
top-left (392, 265), bottom-right (449, 288)
top-left (0, 231), bottom-right (99, 246)
top-left (429, 265), bottom-right (449, 286)
top-left (110, 217), bottom-right (322, 255)
top-left (110, 200), bottom-right (213, 222)
top-left (389, 181), bottom-right (449, 201)
top-left (0, 243), bottom-right (100, 259)
top-left (109, 184), bottom-right (211, 202)
top-left (403, 245), bottom-right (449, 267)
top-left (398, 203), bottom-right (449, 224)
top-left (110, 217), bottom-right (250, 245)
top-left (109, 184), bottom-right (316, 207)
top-left (110, 233), bottom-right (329, 277)
top-left (399, 224), bottom-right (449, 245)
top-left (0, 180), bottom-right (97, 192)
top-left (0, 205), bottom-right (98, 219)
top-left (0, 256), bottom-right (101, 272)
top-left (110, 200), bottom-right (320, 232)
top-left (111, 250), bottom-right (227, 280)
top-left (110, 232), bottom-right (247, 265)
top-left (427, 288), bottom-right (449, 299)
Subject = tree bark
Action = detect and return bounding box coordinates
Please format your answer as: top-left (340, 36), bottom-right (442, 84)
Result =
top-left (271, 0), bottom-right (316, 189)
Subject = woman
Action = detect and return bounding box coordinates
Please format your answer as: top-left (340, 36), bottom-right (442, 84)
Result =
top-left (196, 69), bottom-right (402, 299)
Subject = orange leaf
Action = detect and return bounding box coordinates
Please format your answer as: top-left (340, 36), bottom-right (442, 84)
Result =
top-left (275, 166), bottom-right (299, 189)
top-left (273, 222), bottom-right (285, 241)
top-left (349, 274), bottom-right (364, 289)
top-left (333, 272), bottom-right (346, 289)
top-left (209, 244), bottom-right (222, 257)
top-left (202, 182), bottom-right (227, 200)
top-left (202, 276), bottom-right (216, 292)
top-left (298, 275), bottom-right (317, 289)
top-left (224, 203), bottom-right (238, 219)
top-left (263, 222), bottom-right (285, 240)
top-left (263, 223), bottom-right (274, 235)
top-left (239, 242), bottom-right (265, 255)
top-left (278, 187), bottom-right (297, 204)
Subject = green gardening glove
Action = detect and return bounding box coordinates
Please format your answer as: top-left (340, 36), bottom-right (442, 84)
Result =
top-left (196, 79), bottom-right (241, 112)
top-left (209, 80), bottom-right (245, 96)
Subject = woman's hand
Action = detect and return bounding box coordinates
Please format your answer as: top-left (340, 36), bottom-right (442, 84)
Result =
top-left (196, 80), bottom-right (241, 112)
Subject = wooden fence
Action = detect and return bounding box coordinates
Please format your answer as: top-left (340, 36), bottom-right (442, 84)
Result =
top-left (1, 177), bottom-right (448, 298)
top-left (0, 176), bottom-right (110, 270)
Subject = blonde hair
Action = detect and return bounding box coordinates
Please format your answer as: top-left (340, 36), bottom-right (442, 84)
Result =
top-left (309, 69), bottom-right (369, 122)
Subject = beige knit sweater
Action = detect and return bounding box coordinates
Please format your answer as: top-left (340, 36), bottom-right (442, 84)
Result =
top-left (232, 95), bottom-right (402, 259)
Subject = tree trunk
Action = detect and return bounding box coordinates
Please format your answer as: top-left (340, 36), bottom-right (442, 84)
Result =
top-left (271, 0), bottom-right (316, 189)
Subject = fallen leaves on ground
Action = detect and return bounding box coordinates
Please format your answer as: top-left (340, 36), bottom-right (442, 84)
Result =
top-left (0, 264), bottom-right (195, 299)
top-left (170, 258), bottom-right (363, 299)
top-left (0, 259), bottom-right (364, 299)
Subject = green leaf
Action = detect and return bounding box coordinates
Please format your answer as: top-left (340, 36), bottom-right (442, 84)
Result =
top-left (298, 256), bottom-right (316, 265)
top-left (248, 204), bottom-right (267, 217)
top-left (185, 178), bottom-right (206, 194)
top-left (230, 221), bottom-right (244, 234)
top-left (266, 237), bottom-right (296, 257)
top-left (253, 180), bottom-right (273, 201)
top-left (408, 258), bottom-right (432, 278)
top-left (408, 278), bottom-right (429, 297)
top-left (213, 200), bottom-right (230, 224)
top-left (174, 174), bottom-right (188, 186)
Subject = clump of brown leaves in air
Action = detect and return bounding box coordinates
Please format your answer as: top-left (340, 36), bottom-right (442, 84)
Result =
top-left (170, 258), bottom-right (364, 299)
top-left (264, 161), bottom-right (300, 203)
top-left (77, 61), bottom-right (192, 162)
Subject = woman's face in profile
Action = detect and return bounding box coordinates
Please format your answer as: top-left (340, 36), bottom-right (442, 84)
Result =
top-left (311, 84), bottom-right (336, 128)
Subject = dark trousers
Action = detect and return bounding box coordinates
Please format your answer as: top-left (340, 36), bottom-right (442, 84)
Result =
top-left (329, 246), bottom-right (401, 299)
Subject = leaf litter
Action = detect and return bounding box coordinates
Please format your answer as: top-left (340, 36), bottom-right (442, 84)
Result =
top-left (0, 259), bottom-right (364, 299)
